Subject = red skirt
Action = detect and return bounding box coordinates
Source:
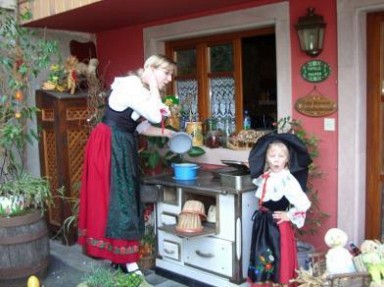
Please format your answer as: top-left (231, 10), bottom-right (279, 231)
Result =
top-left (77, 123), bottom-right (140, 264)
top-left (279, 221), bottom-right (298, 284)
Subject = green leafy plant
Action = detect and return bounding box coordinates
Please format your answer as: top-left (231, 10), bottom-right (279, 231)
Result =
top-left (275, 116), bottom-right (329, 237)
top-left (139, 134), bottom-right (205, 175)
top-left (0, 173), bottom-right (53, 216)
top-left (0, 7), bottom-right (59, 215)
top-left (139, 136), bottom-right (173, 173)
top-left (78, 266), bottom-right (143, 287)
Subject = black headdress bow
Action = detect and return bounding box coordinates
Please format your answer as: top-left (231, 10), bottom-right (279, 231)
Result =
top-left (248, 132), bottom-right (312, 192)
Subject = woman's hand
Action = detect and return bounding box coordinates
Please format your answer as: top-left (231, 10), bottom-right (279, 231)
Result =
top-left (160, 106), bottom-right (171, 117)
top-left (272, 211), bottom-right (290, 224)
top-left (163, 129), bottom-right (175, 138)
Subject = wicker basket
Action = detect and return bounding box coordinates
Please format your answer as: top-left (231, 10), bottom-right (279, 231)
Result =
top-left (324, 272), bottom-right (372, 287)
top-left (294, 252), bottom-right (372, 287)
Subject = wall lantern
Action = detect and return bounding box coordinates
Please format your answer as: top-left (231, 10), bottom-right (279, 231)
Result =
top-left (295, 7), bottom-right (326, 57)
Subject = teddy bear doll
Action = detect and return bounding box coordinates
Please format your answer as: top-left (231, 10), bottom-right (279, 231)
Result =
top-left (324, 228), bottom-right (356, 275)
top-left (360, 239), bottom-right (384, 286)
top-left (375, 241), bottom-right (384, 280)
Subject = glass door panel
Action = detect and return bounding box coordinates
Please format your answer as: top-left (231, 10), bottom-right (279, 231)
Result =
top-left (209, 77), bottom-right (235, 129)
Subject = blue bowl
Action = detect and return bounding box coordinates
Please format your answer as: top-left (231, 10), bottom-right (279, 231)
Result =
top-left (172, 163), bottom-right (199, 180)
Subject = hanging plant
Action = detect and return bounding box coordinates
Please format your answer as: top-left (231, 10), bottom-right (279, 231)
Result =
top-left (0, 7), bottom-right (59, 215)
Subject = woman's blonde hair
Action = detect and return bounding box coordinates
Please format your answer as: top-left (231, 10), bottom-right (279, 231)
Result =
top-left (144, 54), bottom-right (177, 72)
top-left (130, 54), bottom-right (177, 84)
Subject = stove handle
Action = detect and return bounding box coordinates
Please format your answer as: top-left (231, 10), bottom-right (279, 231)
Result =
top-left (164, 248), bottom-right (175, 255)
top-left (195, 250), bottom-right (214, 258)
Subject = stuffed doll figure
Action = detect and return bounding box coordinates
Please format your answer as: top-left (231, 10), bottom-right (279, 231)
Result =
top-left (324, 228), bottom-right (356, 274)
top-left (360, 240), bottom-right (382, 284)
top-left (375, 241), bottom-right (384, 280)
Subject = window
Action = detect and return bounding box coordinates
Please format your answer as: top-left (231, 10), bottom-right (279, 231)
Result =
top-left (165, 27), bottom-right (276, 131)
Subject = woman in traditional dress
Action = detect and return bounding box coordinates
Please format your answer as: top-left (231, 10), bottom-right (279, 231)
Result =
top-left (77, 55), bottom-right (176, 282)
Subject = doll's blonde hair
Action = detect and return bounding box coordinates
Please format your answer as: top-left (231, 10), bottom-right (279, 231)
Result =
top-left (264, 140), bottom-right (290, 170)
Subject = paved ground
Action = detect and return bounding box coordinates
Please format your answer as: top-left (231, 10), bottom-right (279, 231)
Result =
top-left (40, 239), bottom-right (189, 287)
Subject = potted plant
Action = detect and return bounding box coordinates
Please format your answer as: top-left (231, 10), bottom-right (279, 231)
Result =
top-left (138, 95), bottom-right (205, 176)
top-left (0, 6), bottom-right (59, 286)
top-left (138, 204), bottom-right (157, 270)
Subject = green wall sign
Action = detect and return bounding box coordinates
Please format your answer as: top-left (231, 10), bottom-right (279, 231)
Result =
top-left (301, 60), bottom-right (331, 83)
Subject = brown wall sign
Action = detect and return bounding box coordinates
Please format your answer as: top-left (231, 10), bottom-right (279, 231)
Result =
top-left (295, 89), bottom-right (337, 117)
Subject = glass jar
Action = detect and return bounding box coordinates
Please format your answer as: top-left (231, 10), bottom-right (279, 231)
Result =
top-left (205, 130), bottom-right (222, 148)
top-left (185, 122), bottom-right (204, 146)
top-left (205, 117), bottom-right (218, 133)
top-left (220, 117), bottom-right (235, 147)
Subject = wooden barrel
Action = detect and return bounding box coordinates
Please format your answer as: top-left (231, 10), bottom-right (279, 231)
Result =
top-left (0, 210), bottom-right (49, 287)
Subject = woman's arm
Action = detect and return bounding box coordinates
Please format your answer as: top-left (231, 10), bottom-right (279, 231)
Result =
top-left (109, 76), bottom-right (168, 123)
top-left (137, 121), bottom-right (174, 138)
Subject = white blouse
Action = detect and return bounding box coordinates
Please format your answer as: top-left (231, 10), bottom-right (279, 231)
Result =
top-left (252, 169), bottom-right (311, 228)
top-left (109, 75), bottom-right (169, 133)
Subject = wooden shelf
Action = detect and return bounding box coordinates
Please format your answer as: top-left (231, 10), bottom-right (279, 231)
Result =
top-left (159, 223), bottom-right (216, 238)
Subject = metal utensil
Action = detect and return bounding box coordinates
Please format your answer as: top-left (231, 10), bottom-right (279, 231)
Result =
top-left (221, 159), bottom-right (250, 173)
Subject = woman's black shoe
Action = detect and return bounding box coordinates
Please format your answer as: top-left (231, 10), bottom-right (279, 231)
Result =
top-left (110, 262), bottom-right (128, 273)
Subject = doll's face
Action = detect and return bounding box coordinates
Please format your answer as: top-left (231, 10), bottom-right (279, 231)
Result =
top-left (324, 228), bottom-right (348, 247)
top-left (266, 143), bottom-right (289, 173)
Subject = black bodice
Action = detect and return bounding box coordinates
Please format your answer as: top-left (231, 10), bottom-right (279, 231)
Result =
top-left (262, 196), bottom-right (290, 212)
top-left (102, 105), bottom-right (141, 133)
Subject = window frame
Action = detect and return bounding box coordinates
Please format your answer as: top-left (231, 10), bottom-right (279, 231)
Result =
top-left (165, 27), bottom-right (275, 131)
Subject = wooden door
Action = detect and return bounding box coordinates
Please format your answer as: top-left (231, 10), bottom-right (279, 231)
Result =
top-left (366, 12), bottom-right (384, 239)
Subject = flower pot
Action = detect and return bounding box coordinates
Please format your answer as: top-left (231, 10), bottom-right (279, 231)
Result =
top-left (0, 210), bottom-right (49, 287)
top-left (297, 241), bottom-right (315, 270)
top-left (138, 254), bottom-right (156, 270)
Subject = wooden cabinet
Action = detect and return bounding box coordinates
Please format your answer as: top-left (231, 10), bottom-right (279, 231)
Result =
top-left (36, 90), bottom-right (89, 245)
